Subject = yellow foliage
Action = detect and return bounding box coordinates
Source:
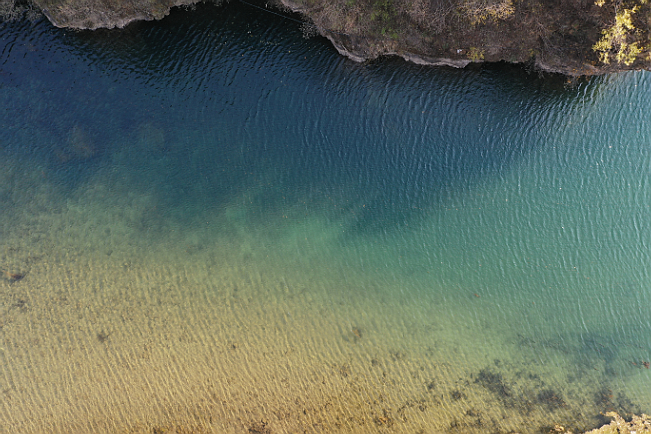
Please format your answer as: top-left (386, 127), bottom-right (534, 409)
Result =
top-left (617, 41), bottom-right (643, 64)
top-left (595, 0), bottom-right (648, 5)
top-left (468, 47), bottom-right (485, 61)
top-left (592, 6), bottom-right (644, 65)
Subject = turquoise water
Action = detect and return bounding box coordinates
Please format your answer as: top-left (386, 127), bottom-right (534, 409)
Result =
top-left (1, 3), bottom-right (651, 433)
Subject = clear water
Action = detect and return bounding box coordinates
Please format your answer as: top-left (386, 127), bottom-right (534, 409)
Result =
top-left (1, 3), bottom-right (650, 433)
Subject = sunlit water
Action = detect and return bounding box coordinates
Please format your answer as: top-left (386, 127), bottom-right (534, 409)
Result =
top-left (1, 3), bottom-right (650, 433)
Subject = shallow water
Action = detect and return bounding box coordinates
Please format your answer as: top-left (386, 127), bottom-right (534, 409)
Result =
top-left (1, 3), bottom-right (650, 433)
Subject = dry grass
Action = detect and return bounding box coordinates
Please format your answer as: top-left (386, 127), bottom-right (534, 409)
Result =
top-left (404, 0), bottom-right (456, 34)
top-left (0, 0), bottom-right (42, 21)
top-left (458, 0), bottom-right (515, 25)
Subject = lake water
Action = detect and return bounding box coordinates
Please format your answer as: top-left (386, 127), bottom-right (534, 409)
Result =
top-left (1, 3), bottom-right (650, 433)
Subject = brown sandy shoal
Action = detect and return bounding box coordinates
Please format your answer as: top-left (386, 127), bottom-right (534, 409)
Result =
top-left (0, 237), bottom-right (631, 433)
top-left (0, 157), bottom-right (647, 434)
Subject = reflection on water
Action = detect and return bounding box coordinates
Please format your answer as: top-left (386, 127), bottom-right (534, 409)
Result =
top-left (0, 3), bottom-right (650, 433)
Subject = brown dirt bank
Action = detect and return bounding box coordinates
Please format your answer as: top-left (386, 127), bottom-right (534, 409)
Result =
top-left (18, 0), bottom-right (651, 75)
top-left (33, 0), bottom-right (199, 29)
top-left (277, 0), bottom-right (651, 75)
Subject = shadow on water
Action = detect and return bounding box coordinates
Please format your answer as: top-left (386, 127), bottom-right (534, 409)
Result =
top-left (0, 1), bottom-right (609, 231)
top-left (286, 58), bottom-right (606, 237)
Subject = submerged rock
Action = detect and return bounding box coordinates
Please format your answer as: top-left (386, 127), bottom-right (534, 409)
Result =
top-left (583, 412), bottom-right (651, 433)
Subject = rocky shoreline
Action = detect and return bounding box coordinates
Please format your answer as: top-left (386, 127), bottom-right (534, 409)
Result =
top-left (278, 0), bottom-right (651, 75)
top-left (12, 0), bottom-right (650, 75)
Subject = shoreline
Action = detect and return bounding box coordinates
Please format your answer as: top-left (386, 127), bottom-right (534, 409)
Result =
top-left (19, 0), bottom-right (651, 76)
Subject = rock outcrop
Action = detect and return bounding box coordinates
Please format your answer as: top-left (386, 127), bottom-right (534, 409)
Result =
top-left (277, 0), bottom-right (651, 75)
top-left (24, 0), bottom-right (651, 75)
top-left (583, 412), bottom-right (651, 434)
top-left (32, 0), bottom-right (198, 29)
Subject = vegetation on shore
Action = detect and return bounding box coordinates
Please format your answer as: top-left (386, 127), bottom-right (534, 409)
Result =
top-left (279, 0), bottom-right (651, 74)
top-left (0, 0), bottom-right (649, 73)
top-left (592, 0), bottom-right (649, 65)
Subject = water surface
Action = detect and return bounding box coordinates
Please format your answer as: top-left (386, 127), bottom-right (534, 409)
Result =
top-left (0, 3), bottom-right (650, 433)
